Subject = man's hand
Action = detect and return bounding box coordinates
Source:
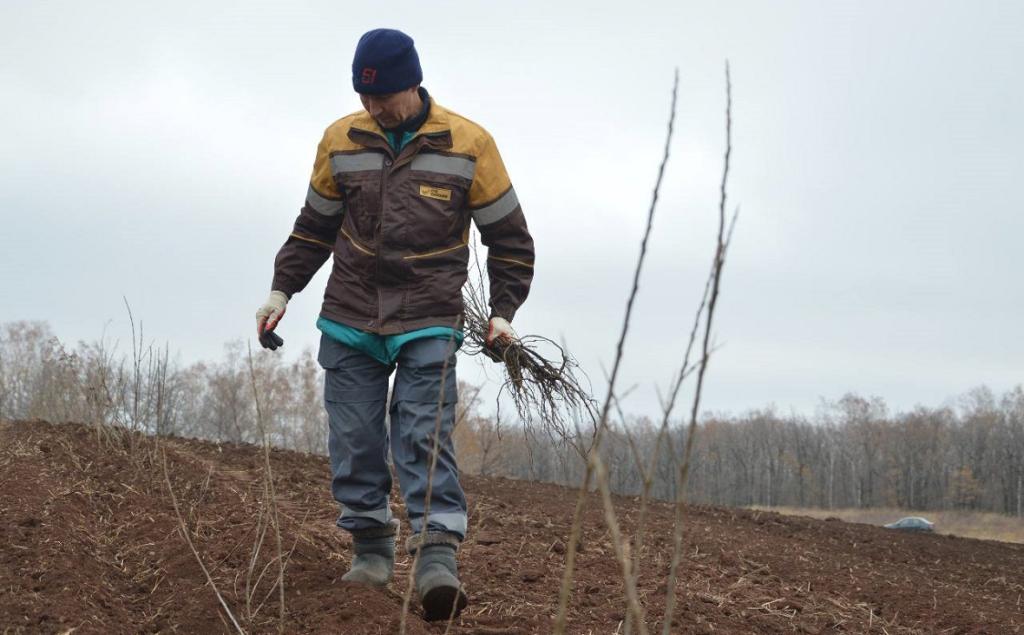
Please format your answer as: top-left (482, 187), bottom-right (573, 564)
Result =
top-left (486, 317), bottom-right (515, 347)
top-left (255, 290), bottom-right (288, 350)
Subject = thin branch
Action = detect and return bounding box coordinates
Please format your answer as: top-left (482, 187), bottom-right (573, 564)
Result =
top-left (245, 498), bottom-right (268, 621)
top-left (554, 68), bottom-right (679, 634)
top-left (661, 61), bottom-right (734, 635)
top-left (160, 445), bottom-right (245, 635)
top-left (624, 218), bottom-right (721, 633)
top-left (247, 343), bottom-right (286, 633)
top-left (592, 453), bottom-right (649, 635)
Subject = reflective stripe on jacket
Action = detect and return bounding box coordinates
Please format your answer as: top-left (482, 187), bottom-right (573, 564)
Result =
top-left (271, 97), bottom-right (535, 335)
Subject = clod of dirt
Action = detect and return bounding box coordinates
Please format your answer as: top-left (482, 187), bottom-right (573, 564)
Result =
top-left (477, 515), bottom-right (502, 528)
top-left (519, 568), bottom-right (543, 583)
top-left (475, 531), bottom-right (502, 545)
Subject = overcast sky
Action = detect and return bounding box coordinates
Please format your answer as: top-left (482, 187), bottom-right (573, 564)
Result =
top-left (2, 0), bottom-right (1022, 419)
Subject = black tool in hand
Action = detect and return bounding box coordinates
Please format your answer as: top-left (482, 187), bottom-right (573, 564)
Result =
top-left (259, 330), bottom-right (284, 351)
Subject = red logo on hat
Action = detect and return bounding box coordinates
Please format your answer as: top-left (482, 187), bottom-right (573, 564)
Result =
top-left (361, 68), bottom-right (377, 84)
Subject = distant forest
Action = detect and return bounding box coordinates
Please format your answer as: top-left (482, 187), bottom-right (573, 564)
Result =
top-left (3, 320), bottom-right (1021, 517)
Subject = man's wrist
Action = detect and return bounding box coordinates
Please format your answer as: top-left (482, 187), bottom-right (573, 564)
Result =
top-left (489, 307), bottom-right (515, 322)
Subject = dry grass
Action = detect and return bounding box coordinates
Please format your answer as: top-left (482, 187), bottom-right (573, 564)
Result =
top-left (749, 505), bottom-right (1024, 544)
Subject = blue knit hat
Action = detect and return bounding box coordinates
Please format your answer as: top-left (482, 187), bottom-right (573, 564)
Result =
top-left (352, 29), bottom-right (423, 95)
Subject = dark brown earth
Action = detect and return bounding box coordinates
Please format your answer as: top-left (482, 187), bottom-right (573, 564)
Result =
top-left (2, 420), bottom-right (1023, 634)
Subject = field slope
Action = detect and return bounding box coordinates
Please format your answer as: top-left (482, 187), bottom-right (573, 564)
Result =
top-left (2, 420), bottom-right (1022, 634)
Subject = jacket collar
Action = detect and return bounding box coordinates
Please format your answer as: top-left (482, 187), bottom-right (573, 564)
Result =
top-left (349, 94), bottom-right (453, 152)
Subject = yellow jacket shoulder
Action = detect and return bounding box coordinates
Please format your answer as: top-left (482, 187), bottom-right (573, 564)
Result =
top-left (321, 110), bottom-right (369, 151)
top-left (434, 104), bottom-right (496, 157)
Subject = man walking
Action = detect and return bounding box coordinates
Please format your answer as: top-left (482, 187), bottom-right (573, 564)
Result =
top-left (255, 28), bottom-right (534, 621)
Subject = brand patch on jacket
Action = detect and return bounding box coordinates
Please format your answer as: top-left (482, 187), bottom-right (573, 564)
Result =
top-left (419, 184), bottom-right (452, 201)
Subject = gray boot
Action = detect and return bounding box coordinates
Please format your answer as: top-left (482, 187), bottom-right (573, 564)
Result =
top-left (408, 531), bottom-right (468, 621)
top-left (342, 520), bottom-right (398, 586)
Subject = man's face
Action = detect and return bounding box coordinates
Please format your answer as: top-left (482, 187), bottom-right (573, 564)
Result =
top-left (360, 86), bottom-right (421, 129)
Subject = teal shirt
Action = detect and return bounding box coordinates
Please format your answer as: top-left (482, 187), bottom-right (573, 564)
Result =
top-left (384, 129), bottom-right (418, 152)
top-left (317, 317), bottom-right (463, 365)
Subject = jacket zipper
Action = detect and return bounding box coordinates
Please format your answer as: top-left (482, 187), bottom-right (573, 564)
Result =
top-left (351, 129), bottom-right (440, 331)
top-left (375, 147), bottom-right (394, 330)
top-left (373, 136), bottom-right (428, 330)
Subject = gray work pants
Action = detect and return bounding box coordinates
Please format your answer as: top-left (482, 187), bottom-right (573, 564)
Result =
top-left (317, 333), bottom-right (467, 539)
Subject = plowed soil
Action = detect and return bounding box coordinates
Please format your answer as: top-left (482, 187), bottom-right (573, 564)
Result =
top-left (2, 420), bottom-right (1023, 634)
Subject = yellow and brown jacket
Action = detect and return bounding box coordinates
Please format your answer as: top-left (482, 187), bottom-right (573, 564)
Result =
top-left (271, 96), bottom-right (535, 335)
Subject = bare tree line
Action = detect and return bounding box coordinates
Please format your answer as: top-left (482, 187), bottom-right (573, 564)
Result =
top-left (4, 319), bottom-right (1021, 519)
top-left (456, 389), bottom-right (1024, 519)
top-left (0, 320), bottom-right (479, 457)
top-left (0, 320), bottom-right (325, 451)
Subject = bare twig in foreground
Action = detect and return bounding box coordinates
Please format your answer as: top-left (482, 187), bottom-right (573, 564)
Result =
top-left (246, 343), bottom-right (286, 633)
top-left (554, 68), bottom-right (679, 635)
top-left (661, 61), bottom-right (735, 635)
top-left (160, 446), bottom-right (245, 635)
top-left (591, 453), bottom-right (649, 635)
top-left (624, 198), bottom-right (727, 635)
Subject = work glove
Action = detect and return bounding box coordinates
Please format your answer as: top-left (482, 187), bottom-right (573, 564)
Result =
top-left (486, 317), bottom-right (515, 346)
top-left (255, 290), bottom-right (288, 351)
top-left (483, 317), bottom-right (516, 363)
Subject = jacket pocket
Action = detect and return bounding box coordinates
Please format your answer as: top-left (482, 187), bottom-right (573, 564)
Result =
top-left (400, 167), bottom-right (469, 250)
top-left (401, 260), bottom-right (467, 320)
top-left (318, 334), bottom-right (390, 403)
top-left (331, 152), bottom-right (384, 239)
